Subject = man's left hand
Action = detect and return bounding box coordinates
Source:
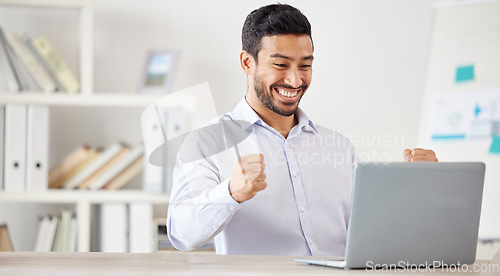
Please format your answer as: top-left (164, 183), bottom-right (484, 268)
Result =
top-left (403, 148), bottom-right (438, 162)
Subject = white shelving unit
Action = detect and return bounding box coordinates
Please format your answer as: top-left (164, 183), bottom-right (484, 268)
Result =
top-left (0, 191), bottom-right (170, 252)
top-left (0, 0), bottom-right (191, 252)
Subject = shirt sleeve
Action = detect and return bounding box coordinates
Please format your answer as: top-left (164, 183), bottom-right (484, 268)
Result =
top-left (167, 156), bottom-right (240, 251)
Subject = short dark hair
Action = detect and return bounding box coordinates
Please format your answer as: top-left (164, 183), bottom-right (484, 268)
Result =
top-left (242, 4), bottom-right (312, 62)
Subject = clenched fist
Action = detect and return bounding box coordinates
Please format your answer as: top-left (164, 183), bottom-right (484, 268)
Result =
top-left (229, 154), bottom-right (267, 203)
top-left (403, 148), bottom-right (438, 162)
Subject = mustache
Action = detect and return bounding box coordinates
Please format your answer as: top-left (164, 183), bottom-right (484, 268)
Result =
top-left (270, 83), bottom-right (307, 90)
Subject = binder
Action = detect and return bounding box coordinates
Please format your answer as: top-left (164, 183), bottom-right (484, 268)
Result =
top-left (99, 203), bottom-right (128, 252)
top-left (129, 203), bottom-right (153, 253)
top-left (163, 108), bottom-right (187, 193)
top-left (3, 104), bottom-right (27, 192)
top-left (26, 105), bottom-right (49, 191)
top-left (141, 105), bottom-right (166, 193)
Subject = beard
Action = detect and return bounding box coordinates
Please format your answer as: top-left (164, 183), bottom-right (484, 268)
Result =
top-left (254, 73), bottom-right (307, 117)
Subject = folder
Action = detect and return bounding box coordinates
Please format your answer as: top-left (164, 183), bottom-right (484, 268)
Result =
top-left (99, 203), bottom-right (128, 252)
top-left (3, 104), bottom-right (27, 192)
top-left (129, 203), bottom-right (153, 253)
top-left (26, 105), bottom-right (49, 191)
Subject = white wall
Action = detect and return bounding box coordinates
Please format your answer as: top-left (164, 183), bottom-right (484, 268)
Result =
top-left (92, 0), bottom-right (433, 162)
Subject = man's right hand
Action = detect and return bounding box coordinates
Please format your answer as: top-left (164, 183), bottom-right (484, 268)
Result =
top-left (229, 154), bottom-right (267, 203)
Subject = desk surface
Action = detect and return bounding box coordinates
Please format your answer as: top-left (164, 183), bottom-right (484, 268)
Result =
top-left (0, 251), bottom-right (499, 276)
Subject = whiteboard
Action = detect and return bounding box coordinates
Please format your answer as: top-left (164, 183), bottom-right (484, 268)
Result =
top-left (418, 0), bottom-right (500, 239)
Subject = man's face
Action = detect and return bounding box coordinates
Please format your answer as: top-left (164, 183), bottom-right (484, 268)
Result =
top-left (252, 34), bottom-right (313, 117)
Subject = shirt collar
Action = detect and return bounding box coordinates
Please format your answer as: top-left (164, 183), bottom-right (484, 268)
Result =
top-left (230, 97), bottom-right (318, 134)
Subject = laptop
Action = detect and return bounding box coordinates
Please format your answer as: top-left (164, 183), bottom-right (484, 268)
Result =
top-left (296, 162), bottom-right (486, 269)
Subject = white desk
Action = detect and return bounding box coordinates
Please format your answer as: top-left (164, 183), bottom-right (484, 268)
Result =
top-left (0, 251), bottom-right (498, 275)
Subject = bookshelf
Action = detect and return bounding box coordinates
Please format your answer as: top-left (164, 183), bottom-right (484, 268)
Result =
top-left (0, 191), bottom-right (170, 251)
top-left (0, 0), bottom-right (93, 94)
top-left (0, 0), bottom-right (191, 252)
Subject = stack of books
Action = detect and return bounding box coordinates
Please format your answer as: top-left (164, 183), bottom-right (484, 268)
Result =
top-left (49, 142), bottom-right (145, 190)
top-left (0, 26), bottom-right (80, 94)
top-left (32, 209), bottom-right (77, 252)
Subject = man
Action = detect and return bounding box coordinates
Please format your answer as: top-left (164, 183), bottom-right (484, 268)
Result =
top-left (167, 4), bottom-right (437, 256)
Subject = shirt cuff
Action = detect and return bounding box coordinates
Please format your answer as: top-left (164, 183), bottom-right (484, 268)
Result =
top-left (208, 179), bottom-right (241, 209)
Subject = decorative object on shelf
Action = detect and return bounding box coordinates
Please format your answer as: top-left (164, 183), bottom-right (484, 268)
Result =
top-left (139, 50), bottom-right (179, 94)
top-left (0, 224), bottom-right (14, 251)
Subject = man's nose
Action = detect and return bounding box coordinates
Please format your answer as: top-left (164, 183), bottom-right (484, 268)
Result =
top-left (284, 69), bottom-right (302, 88)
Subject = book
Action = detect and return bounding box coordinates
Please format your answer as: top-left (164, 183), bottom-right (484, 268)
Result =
top-left (0, 26), bottom-right (20, 92)
top-left (78, 146), bottom-right (130, 189)
top-left (8, 46), bottom-right (40, 91)
top-left (63, 142), bottom-right (126, 189)
top-left (22, 34), bottom-right (63, 92)
top-left (90, 144), bottom-right (144, 190)
top-left (32, 35), bottom-right (80, 93)
top-left (103, 155), bottom-right (144, 190)
top-left (53, 209), bottom-right (72, 252)
top-left (0, 105), bottom-right (4, 190)
top-left (6, 32), bottom-right (57, 93)
top-left (34, 215), bottom-right (50, 252)
top-left (48, 144), bottom-right (93, 189)
top-left (68, 216), bottom-right (77, 252)
top-left (50, 148), bottom-right (101, 189)
top-left (46, 215), bottom-right (59, 252)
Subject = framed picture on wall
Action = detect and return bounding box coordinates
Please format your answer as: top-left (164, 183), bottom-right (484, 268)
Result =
top-left (139, 50), bottom-right (179, 94)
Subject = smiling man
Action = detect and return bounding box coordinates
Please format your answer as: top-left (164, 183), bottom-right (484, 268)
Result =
top-left (167, 4), bottom-right (437, 256)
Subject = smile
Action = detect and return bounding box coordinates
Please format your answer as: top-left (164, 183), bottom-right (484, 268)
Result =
top-left (275, 87), bottom-right (300, 98)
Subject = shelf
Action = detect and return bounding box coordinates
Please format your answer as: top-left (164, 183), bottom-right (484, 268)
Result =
top-left (0, 0), bottom-right (90, 9)
top-left (0, 92), bottom-right (196, 108)
top-left (0, 190), bottom-right (170, 204)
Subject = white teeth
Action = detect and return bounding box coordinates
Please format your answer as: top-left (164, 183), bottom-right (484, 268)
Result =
top-left (276, 88), bottom-right (298, 98)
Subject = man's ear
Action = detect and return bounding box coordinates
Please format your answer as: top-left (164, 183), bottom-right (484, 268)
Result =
top-left (240, 50), bottom-right (255, 76)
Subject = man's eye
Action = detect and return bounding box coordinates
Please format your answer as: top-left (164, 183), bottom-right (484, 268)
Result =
top-left (300, 65), bottom-right (312, 68)
top-left (274, 63), bottom-right (286, 68)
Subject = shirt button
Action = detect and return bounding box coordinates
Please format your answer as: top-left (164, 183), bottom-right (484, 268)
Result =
top-left (300, 207), bottom-right (305, 212)
top-left (308, 240), bottom-right (313, 245)
top-left (293, 172), bottom-right (298, 177)
top-left (229, 206), bottom-right (236, 212)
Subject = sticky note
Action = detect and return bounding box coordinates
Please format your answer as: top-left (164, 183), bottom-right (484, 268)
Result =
top-left (489, 136), bottom-right (500, 154)
top-left (456, 65), bottom-right (474, 83)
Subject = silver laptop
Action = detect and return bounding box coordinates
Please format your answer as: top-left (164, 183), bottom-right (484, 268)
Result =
top-left (296, 162), bottom-right (485, 269)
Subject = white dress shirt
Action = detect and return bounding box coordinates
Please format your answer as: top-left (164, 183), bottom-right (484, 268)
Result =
top-left (167, 97), bottom-right (357, 256)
